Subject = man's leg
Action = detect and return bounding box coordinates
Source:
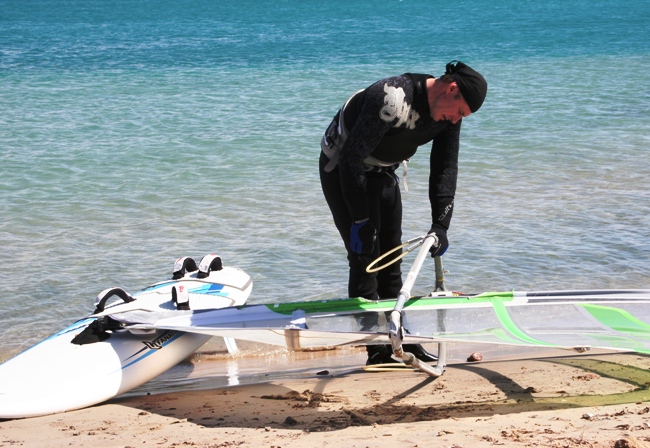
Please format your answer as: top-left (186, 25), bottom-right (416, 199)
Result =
top-left (320, 152), bottom-right (380, 300)
top-left (373, 171), bottom-right (437, 363)
top-left (364, 172), bottom-right (402, 364)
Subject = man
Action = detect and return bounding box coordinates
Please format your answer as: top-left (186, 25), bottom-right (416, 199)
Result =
top-left (319, 61), bottom-right (487, 365)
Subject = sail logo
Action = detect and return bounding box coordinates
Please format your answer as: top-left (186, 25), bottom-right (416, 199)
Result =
top-left (143, 331), bottom-right (178, 350)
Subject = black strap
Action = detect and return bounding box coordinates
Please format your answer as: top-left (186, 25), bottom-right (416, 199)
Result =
top-left (93, 287), bottom-right (135, 314)
top-left (71, 317), bottom-right (124, 345)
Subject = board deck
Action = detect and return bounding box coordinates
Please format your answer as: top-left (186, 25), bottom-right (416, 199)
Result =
top-left (0, 265), bottom-right (251, 419)
top-left (94, 265), bottom-right (252, 317)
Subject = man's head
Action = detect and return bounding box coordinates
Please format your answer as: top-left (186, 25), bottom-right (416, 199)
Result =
top-left (429, 60), bottom-right (487, 123)
top-left (441, 61), bottom-right (487, 113)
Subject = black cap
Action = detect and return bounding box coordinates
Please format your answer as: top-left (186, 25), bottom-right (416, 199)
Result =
top-left (445, 61), bottom-right (487, 113)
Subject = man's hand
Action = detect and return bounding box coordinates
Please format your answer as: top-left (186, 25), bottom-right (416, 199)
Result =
top-left (350, 219), bottom-right (376, 255)
top-left (428, 225), bottom-right (449, 257)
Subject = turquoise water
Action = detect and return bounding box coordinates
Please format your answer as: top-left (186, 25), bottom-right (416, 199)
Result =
top-left (1, 0), bottom-right (649, 359)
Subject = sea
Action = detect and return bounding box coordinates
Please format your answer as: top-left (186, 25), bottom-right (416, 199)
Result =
top-left (1, 0), bottom-right (648, 375)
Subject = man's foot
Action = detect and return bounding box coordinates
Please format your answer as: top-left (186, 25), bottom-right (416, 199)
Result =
top-left (403, 344), bottom-right (438, 363)
top-left (365, 345), bottom-right (395, 365)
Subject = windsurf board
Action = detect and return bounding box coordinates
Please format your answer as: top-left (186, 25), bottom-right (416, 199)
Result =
top-left (0, 256), bottom-right (251, 419)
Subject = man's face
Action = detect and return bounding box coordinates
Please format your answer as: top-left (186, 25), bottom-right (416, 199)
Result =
top-left (431, 82), bottom-right (472, 124)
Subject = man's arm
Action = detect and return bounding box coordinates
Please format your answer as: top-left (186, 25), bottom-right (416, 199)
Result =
top-left (429, 120), bottom-right (461, 232)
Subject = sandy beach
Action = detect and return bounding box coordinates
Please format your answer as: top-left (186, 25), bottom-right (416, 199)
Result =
top-left (3, 346), bottom-right (650, 448)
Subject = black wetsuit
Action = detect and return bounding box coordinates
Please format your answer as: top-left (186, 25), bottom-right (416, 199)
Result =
top-left (319, 73), bottom-right (461, 302)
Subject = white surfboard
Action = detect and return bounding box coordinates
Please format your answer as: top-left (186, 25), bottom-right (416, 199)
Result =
top-left (0, 258), bottom-right (251, 419)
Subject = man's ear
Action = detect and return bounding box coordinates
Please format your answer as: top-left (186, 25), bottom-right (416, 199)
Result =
top-left (446, 81), bottom-right (459, 95)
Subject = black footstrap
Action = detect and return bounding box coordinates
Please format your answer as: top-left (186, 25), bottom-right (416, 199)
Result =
top-left (71, 317), bottom-right (124, 345)
top-left (93, 287), bottom-right (136, 314)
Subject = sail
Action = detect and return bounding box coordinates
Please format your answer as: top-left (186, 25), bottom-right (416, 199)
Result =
top-left (118, 289), bottom-right (650, 353)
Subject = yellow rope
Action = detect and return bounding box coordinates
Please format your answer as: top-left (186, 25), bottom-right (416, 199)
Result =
top-left (362, 363), bottom-right (415, 372)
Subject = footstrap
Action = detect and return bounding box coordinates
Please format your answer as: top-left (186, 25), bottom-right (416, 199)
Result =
top-left (93, 287), bottom-right (136, 314)
top-left (71, 317), bottom-right (124, 345)
top-left (172, 256), bottom-right (198, 279)
top-left (172, 285), bottom-right (190, 310)
top-left (197, 253), bottom-right (223, 279)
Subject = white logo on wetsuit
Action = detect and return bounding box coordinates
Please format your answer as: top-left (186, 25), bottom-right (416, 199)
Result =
top-left (379, 84), bottom-right (420, 129)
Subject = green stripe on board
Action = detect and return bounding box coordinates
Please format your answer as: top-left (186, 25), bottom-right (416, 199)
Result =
top-left (581, 304), bottom-right (650, 336)
top-left (264, 291), bottom-right (516, 315)
top-left (491, 300), bottom-right (554, 346)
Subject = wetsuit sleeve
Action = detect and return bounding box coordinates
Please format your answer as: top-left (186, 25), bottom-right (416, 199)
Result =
top-left (429, 120), bottom-right (461, 230)
top-left (337, 78), bottom-right (408, 221)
